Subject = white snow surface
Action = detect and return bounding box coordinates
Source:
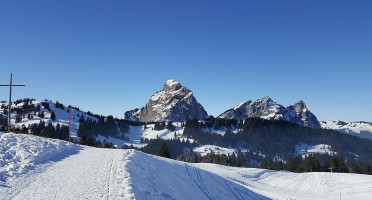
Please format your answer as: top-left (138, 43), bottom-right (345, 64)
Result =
top-left (193, 145), bottom-right (248, 156)
top-left (320, 120), bottom-right (372, 140)
top-left (0, 132), bottom-right (264, 200)
top-left (111, 123), bottom-right (195, 148)
top-left (295, 143), bottom-right (336, 158)
top-left (165, 79), bottom-right (179, 87)
top-left (1, 132), bottom-right (372, 200)
top-left (0, 132), bottom-right (80, 183)
top-left (194, 163), bottom-right (372, 200)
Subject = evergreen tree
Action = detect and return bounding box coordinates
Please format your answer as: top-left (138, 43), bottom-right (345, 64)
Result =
top-left (38, 111), bottom-right (45, 118)
top-left (275, 161), bottom-right (284, 171)
top-left (158, 143), bottom-right (171, 158)
top-left (79, 115), bottom-right (85, 123)
top-left (51, 111), bottom-right (56, 121)
top-left (15, 114), bottom-right (22, 123)
top-left (305, 154), bottom-right (321, 172)
top-left (154, 122), bottom-right (166, 130)
top-left (259, 160), bottom-right (268, 169)
top-left (166, 121), bottom-right (175, 131)
top-left (79, 135), bottom-right (87, 145)
top-left (325, 157), bottom-right (348, 173)
top-left (286, 156), bottom-right (302, 172)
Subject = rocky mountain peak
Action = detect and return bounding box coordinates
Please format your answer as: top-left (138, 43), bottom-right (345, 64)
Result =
top-left (256, 96), bottom-right (273, 103)
top-left (293, 100), bottom-right (307, 113)
top-left (218, 97), bottom-right (320, 128)
top-left (125, 79), bottom-right (208, 122)
top-left (294, 100), bottom-right (306, 108)
top-left (163, 79), bottom-right (182, 91)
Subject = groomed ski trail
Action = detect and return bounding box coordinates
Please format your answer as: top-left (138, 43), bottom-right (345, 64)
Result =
top-left (10, 148), bottom-right (136, 200)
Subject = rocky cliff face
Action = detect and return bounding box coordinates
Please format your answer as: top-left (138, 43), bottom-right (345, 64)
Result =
top-left (218, 97), bottom-right (320, 128)
top-left (286, 100), bottom-right (320, 128)
top-left (125, 79), bottom-right (208, 122)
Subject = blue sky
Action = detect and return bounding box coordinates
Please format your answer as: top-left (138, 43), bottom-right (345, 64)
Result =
top-left (0, 0), bottom-right (371, 122)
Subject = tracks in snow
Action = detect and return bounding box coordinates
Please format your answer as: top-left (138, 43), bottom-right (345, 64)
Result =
top-left (3, 146), bottom-right (269, 200)
top-left (8, 148), bottom-right (135, 200)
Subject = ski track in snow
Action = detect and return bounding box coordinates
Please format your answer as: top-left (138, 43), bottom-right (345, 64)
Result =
top-left (193, 163), bottom-right (372, 200)
top-left (5, 148), bottom-right (136, 200)
top-left (1, 132), bottom-right (372, 200)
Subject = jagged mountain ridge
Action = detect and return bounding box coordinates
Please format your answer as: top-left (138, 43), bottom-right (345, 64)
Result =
top-left (125, 79), bottom-right (208, 122)
top-left (218, 97), bottom-right (321, 128)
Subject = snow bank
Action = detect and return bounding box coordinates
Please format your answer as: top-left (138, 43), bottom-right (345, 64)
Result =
top-left (0, 132), bottom-right (81, 182)
top-left (126, 150), bottom-right (267, 200)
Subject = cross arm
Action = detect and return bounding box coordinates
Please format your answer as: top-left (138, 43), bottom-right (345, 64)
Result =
top-left (0, 85), bottom-right (26, 86)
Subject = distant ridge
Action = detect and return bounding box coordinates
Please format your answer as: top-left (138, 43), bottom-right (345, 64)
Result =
top-left (218, 97), bottom-right (320, 128)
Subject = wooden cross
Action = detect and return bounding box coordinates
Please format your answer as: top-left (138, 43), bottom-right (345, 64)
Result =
top-left (0, 73), bottom-right (26, 132)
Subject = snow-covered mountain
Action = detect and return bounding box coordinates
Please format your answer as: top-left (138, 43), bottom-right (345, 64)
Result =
top-left (2, 132), bottom-right (372, 200)
top-left (125, 79), bottom-right (208, 122)
top-left (320, 120), bottom-right (372, 140)
top-left (218, 97), bottom-right (321, 128)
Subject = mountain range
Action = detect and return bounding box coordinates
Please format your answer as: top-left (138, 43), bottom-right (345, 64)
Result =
top-left (124, 79), bottom-right (371, 139)
top-left (0, 79), bottom-right (371, 140)
top-left (124, 79), bottom-right (321, 128)
top-left (217, 96), bottom-right (320, 128)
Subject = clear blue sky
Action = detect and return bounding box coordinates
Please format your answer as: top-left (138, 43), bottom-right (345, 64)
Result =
top-left (0, 1), bottom-right (371, 122)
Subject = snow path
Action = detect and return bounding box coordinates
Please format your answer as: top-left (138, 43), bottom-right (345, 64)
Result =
top-left (3, 148), bottom-right (267, 200)
top-left (8, 148), bottom-right (135, 200)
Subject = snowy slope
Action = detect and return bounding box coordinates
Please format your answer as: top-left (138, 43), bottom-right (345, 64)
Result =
top-left (193, 145), bottom-right (248, 156)
top-left (195, 163), bottom-right (372, 200)
top-left (109, 123), bottom-right (190, 148)
top-left (0, 132), bottom-right (266, 200)
top-left (0, 100), bottom-right (98, 140)
top-left (2, 132), bottom-right (372, 200)
top-left (295, 143), bottom-right (336, 158)
top-left (110, 123), bottom-right (244, 156)
top-left (320, 120), bottom-right (372, 140)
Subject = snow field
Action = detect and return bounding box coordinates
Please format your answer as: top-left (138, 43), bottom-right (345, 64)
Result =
top-left (1, 132), bottom-right (267, 200)
top-left (193, 145), bottom-right (248, 156)
top-left (320, 120), bottom-right (372, 140)
top-left (1, 132), bottom-right (372, 200)
top-left (194, 163), bottom-right (372, 200)
top-left (126, 150), bottom-right (267, 200)
top-left (295, 143), bottom-right (336, 158)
